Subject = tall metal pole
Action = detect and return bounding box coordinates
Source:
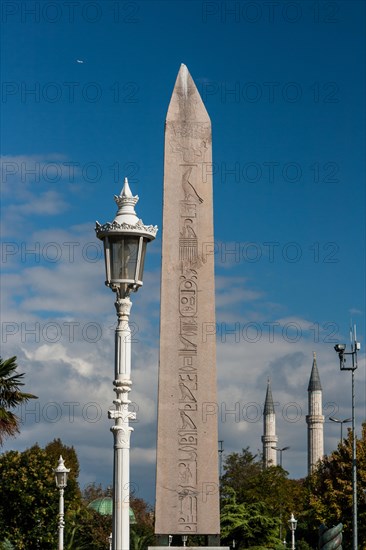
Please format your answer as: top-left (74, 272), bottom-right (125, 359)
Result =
top-left (350, 326), bottom-right (358, 550)
top-left (58, 487), bottom-right (65, 550)
top-left (335, 325), bottom-right (359, 550)
top-left (351, 359), bottom-right (357, 550)
top-left (109, 294), bottom-right (135, 550)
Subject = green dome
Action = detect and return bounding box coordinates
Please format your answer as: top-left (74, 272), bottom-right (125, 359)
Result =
top-left (88, 497), bottom-right (136, 523)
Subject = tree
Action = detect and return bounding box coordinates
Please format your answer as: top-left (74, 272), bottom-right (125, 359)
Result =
top-left (221, 448), bottom-right (310, 547)
top-left (307, 423), bottom-right (366, 549)
top-left (81, 483), bottom-right (154, 549)
top-left (0, 440), bottom-right (155, 549)
top-left (0, 444), bottom-right (58, 548)
top-left (0, 356), bottom-right (37, 445)
top-left (64, 506), bottom-right (112, 549)
top-left (221, 447), bottom-right (262, 503)
top-left (220, 487), bottom-right (281, 549)
top-left (0, 440), bottom-right (87, 548)
top-left (130, 495), bottom-right (154, 529)
top-left (82, 481), bottom-right (110, 503)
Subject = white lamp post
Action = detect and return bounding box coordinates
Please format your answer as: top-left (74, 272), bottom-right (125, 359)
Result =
top-left (54, 455), bottom-right (70, 550)
top-left (288, 513), bottom-right (297, 550)
top-left (96, 178), bottom-right (157, 550)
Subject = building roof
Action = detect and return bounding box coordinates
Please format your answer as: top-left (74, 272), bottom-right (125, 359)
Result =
top-left (88, 497), bottom-right (136, 523)
top-left (308, 352), bottom-right (322, 391)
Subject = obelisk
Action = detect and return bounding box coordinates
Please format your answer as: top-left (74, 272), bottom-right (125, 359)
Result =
top-left (155, 64), bottom-right (220, 540)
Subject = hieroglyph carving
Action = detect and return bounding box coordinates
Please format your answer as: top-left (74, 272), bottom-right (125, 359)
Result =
top-left (176, 149), bottom-right (206, 532)
top-left (156, 65), bottom-right (219, 537)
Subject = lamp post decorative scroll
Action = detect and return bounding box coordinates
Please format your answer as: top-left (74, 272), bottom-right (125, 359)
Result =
top-left (96, 177), bottom-right (157, 550)
top-left (54, 455), bottom-right (70, 550)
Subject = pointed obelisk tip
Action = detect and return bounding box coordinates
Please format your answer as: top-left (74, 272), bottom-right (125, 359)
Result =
top-left (167, 63), bottom-right (210, 123)
top-left (313, 351), bottom-right (316, 360)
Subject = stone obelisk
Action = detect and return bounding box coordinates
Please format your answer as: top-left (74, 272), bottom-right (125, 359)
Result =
top-left (155, 64), bottom-right (220, 540)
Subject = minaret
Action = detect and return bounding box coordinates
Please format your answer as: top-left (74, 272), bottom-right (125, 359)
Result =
top-left (306, 352), bottom-right (324, 474)
top-left (262, 380), bottom-right (278, 467)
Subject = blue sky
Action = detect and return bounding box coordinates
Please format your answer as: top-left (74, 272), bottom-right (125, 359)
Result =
top-left (1, 0), bottom-right (365, 505)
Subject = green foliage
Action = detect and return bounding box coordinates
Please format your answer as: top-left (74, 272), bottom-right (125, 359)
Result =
top-left (0, 356), bottom-right (37, 445)
top-left (64, 506), bottom-right (112, 549)
top-left (0, 540), bottom-right (14, 550)
top-left (307, 423), bottom-right (366, 549)
top-left (221, 447), bottom-right (262, 503)
top-left (130, 527), bottom-right (155, 550)
top-left (221, 448), bottom-right (308, 545)
top-left (220, 487), bottom-right (280, 549)
top-left (0, 440), bottom-right (110, 548)
top-left (222, 430), bottom-right (366, 550)
top-left (295, 541), bottom-right (312, 550)
top-left (82, 481), bottom-right (111, 503)
top-left (0, 444), bottom-right (58, 548)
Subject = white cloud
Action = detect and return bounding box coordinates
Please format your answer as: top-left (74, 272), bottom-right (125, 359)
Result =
top-left (2, 160), bottom-right (364, 504)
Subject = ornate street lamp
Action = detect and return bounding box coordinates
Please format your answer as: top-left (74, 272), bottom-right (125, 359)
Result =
top-left (334, 326), bottom-right (360, 550)
top-left (96, 178), bottom-right (157, 550)
top-left (288, 513), bottom-right (297, 550)
top-left (54, 455), bottom-right (70, 550)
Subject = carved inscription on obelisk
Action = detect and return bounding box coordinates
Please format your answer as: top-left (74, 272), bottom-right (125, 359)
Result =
top-left (155, 65), bottom-right (220, 536)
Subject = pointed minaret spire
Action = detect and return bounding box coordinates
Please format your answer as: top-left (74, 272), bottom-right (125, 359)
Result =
top-left (262, 379), bottom-right (278, 467)
top-left (264, 378), bottom-right (275, 414)
top-left (308, 351), bottom-right (322, 392)
top-left (306, 352), bottom-right (324, 474)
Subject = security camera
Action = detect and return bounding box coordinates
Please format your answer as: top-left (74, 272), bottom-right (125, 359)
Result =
top-left (334, 343), bottom-right (346, 353)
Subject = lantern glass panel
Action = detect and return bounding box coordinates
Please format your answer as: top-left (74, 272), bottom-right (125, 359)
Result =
top-left (110, 237), bottom-right (140, 283)
top-left (138, 239), bottom-right (148, 282)
top-left (55, 471), bottom-right (67, 488)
